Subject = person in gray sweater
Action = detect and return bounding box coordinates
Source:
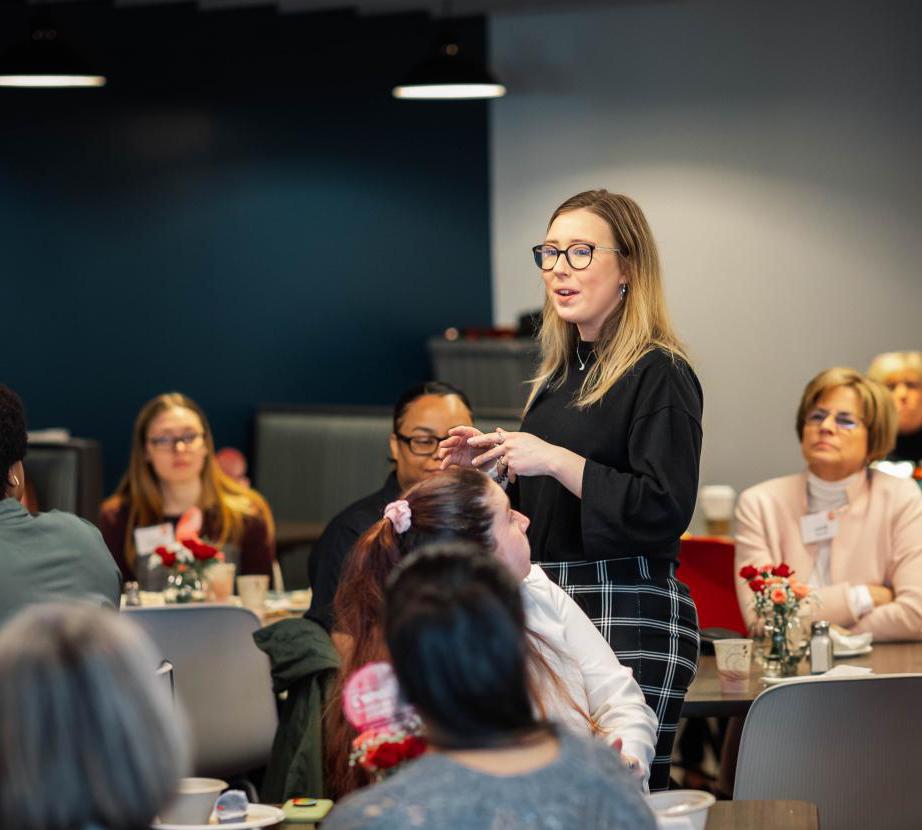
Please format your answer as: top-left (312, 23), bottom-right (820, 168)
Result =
top-left (322, 543), bottom-right (656, 830)
top-left (0, 385), bottom-right (121, 624)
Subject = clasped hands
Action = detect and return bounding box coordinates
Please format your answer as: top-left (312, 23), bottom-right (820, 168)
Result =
top-left (437, 426), bottom-right (559, 483)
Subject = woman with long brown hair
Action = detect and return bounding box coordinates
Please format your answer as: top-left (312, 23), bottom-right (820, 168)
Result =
top-left (99, 392), bottom-right (275, 585)
top-left (439, 190), bottom-right (702, 790)
top-left (327, 467), bottom-right (657, 797)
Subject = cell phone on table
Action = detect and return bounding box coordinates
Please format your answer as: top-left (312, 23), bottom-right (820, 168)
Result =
top-left (282, 797), bottom-right (334, 823)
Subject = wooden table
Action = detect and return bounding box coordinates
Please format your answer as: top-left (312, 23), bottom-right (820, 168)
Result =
top-left (272, 799), bottom-right (818, 829)
top-left (684, 641), bottom-right (922, 717)
top-left (705, 800), bottom-right (818, 829)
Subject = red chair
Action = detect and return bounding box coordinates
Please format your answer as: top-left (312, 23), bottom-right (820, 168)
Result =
top-left (677, 536), bottom-right (747, 635)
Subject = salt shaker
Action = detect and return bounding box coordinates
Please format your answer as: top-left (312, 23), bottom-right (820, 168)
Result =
top-left (124, 581), bottom-right (141, 607)
top-left (810, 620), bottom-right (834, 674)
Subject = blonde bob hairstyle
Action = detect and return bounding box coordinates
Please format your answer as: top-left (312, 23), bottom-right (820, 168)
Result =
top-left (0, 603), bottom-right (188, 830)
top-left (103, 392), bottom-right (275, 570)
top-left (867, 351), bottom-right (922, 384)
top-left (795, 367), bottom-right (897, 463)
top-left (526, 190), bottom-right (689, 411)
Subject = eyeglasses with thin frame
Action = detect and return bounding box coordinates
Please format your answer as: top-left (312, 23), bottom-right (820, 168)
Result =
top-left (531, 242), bottom-right (622, 271)
top-left (147, 432), bottom-right (206, 452)
top-left (395, 433), bottom-right (448, 456)
top-left (804, 408), bottom-right (863, 432)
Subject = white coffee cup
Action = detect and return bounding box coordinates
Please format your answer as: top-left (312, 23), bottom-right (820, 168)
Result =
top-left (236, 574), bottom-right (269, 610)
top-left (646, 789), bottom-right (715, 830)
top-left (158, 777), bottom-right (227, 825)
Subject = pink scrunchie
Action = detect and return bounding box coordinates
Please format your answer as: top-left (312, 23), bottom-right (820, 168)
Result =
top-left (383, 499), bottom-right (412, 534)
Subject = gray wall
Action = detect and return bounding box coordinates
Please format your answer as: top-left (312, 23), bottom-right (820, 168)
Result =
top-left (488, 0), bottom-right (922, 499)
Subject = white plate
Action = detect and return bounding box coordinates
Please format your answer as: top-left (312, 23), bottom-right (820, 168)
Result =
top-left (761, 674), bottom-right (822, 685)
top-left (152, 803), bottom-right (285, 830)
top-left (834, 644), bottom-right (873, 658)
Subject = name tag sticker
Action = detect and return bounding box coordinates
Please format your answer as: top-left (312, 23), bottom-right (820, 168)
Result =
top-left (134, 523), bottom-right (175, 555)
top-left (800, 511), bottom-right (839, 545)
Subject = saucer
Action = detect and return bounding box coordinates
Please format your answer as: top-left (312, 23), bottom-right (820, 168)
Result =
top-left (834, 644), bottom-right (873, 658)
top-left (152, 803), bottom-right (285, 830)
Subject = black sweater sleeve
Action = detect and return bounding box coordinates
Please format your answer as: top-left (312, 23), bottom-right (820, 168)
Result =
top-left (581, 406), bottom-right (703, 552)
top-left (581, 354), bottom-right (703, 553)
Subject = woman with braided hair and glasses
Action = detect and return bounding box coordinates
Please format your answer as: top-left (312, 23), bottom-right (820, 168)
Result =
top-left (326, 467), bottom-right (657, 798)
top-left (439, 190), bottom-right (702, 790)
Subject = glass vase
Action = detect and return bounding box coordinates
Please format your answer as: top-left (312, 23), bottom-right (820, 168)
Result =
top-left (759, 613), bottom-right (804, 677)
top-left (164, 569), bottom-right (205, 604)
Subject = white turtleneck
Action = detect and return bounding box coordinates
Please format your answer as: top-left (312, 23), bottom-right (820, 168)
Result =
top-left (806, 469), bottom-right (874, 619)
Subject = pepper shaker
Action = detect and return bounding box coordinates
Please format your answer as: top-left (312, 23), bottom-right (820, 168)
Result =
top-left (810, 620), bottom-right (834, 674)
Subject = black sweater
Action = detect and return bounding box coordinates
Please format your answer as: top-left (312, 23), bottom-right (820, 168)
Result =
top-left (306, 472), bottom-right (400, 631)
top-left (513, 347), bottom-right (703, 564)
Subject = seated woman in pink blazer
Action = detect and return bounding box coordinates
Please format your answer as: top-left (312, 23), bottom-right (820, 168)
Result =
top-left (735, 367), bottom-right (922, 641)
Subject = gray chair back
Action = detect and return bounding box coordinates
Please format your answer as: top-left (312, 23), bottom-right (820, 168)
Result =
top-left (23, 439), bottom-right (103, 520)
top-left (254, 406), bottom-right (522, 527)
top-left (734, 673), bottom-right (922, 830)
top-left (126, 605), bottom-right (278, 779)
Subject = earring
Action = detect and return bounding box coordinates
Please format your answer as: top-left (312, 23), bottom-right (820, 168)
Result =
top-left (10, 475), bottom-right (20, 487)
top-left (620, 284), bottom-right (628, 300)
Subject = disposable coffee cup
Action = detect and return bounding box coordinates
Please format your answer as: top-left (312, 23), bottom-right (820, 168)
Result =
top-left (713, 638), bottom-right (752, 693)
top-left (236, 574), bottom-right (269, 610)
top-left (699, 485), bottom-right (737, 536)
top-left (206, 562), bottom-right (236, 602)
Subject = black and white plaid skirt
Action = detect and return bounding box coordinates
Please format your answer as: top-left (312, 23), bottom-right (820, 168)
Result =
top-left (538, 556), bottom-right (699, 792)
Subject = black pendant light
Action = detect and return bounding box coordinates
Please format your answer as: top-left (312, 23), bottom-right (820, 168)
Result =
top-left (393, 39), bottom-right (505, 100)
top-left (0, 22), bottom-right (106, 89)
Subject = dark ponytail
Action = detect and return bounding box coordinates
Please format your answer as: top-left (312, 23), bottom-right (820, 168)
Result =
top-left (385, 543), bottom-right (542, 749)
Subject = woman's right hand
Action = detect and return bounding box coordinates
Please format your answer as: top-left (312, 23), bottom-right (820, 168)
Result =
top-left (437, 426), bottom-right (485, 470)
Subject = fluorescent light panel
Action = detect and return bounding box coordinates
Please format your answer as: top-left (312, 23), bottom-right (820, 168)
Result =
top-left (0, 74), bottom-right (106, 88)
top-left (393, 82), bottom-right (505, 99)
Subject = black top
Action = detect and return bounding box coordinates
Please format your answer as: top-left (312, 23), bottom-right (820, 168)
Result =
top-left (513, 346), bottom-right (703, 564)
top-left (305, 472), bottom-right (401, 631)
top-left (893, 429), bottom-right (922, 466)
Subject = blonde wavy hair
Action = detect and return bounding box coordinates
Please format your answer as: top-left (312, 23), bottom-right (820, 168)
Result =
top-left (526, 190), bottom-right (689, 411)
top-left (102, 392), bottom-right (274, 570)
top-left (867, 351), bottom-right (922, 384)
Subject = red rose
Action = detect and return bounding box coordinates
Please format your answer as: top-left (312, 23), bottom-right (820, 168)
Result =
top-left (739, 565), bottom-right (758, 580)
top-left (155, 546), bottom-right (177, 568)
top-left (771, 563), bottom-right (793, 578)
top-left (368, 741), bottom-right (402, 769)
top-left (182, 538), bottom-right (219, 561)
top-left (749, 578), bottom-right (766, 593)
top-left (401, 736), bottom-right (427, 760)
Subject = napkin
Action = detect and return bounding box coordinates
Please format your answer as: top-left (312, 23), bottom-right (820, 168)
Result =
top-left (821, 664), bottom-right (873, 678)
top-left (830, 628), bottom-right (873, 654)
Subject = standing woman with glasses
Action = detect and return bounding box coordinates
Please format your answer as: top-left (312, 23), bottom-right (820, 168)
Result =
top-left (440, 190), bottom-right (703, 790)
top-left (100, 392), bottom-right (275, 586)
top-left (735, 367), bottom-right (922, 641)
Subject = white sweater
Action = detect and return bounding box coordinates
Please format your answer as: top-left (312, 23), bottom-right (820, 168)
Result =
top-left (521, 564), bottom-right (658, 785)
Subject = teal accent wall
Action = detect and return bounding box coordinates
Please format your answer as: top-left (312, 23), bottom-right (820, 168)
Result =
top-left (1, 5), bottom-right (492, 490)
